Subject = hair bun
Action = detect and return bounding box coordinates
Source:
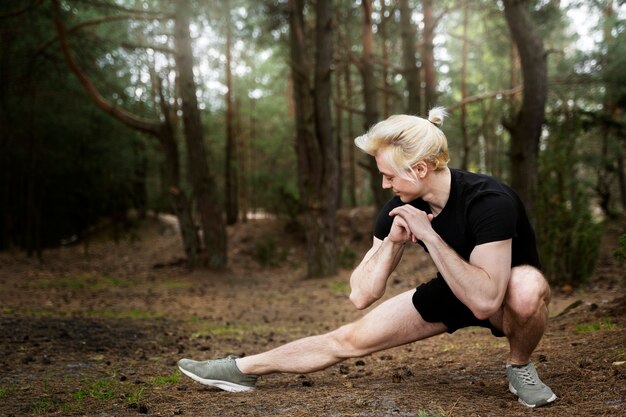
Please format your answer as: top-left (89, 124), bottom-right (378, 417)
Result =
top-left (428, 107), bottom-right (448, 126)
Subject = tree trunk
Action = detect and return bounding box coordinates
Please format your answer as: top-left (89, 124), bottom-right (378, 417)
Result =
top-left (288, 0), bottom-right (338, 278)
top-left (174, 2), bottom-right (227, 269)
top-left (361, 0), bottom-right (388, 211)
top-left (460, 0), bottom-right (470, 170)
top-left (503, 0), bottom-right (548, 212)
top-left (344, 57), bottom-right (357, 208)
top-left (422, 0), bottom-right (437, 110)
top-left (379, 0), bottom-right (390, 118)
top-left (224, 0), bottom-right (238, 225)
top-left (334, 62), bottom-right (344, 208)
top-left (311, 0), bottom-right (338, 277)
top-left (399, 0), bottom-right (421, 115)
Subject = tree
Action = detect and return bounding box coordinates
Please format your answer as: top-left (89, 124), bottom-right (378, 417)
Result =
top-left (224, 0), bottom-right (239, 225)
top-left (174, 1), bottom-right (227, 269)
top-left (51, 0), bottom-right (205, 266)
top-left (422, 0), bottom-right (437, 110)
top-left (360, 0), bottom-right (388, 211)
top-left (502, 0), bottom-right (548, 212)
top-left (288, 0), bottom-right (339, 277)
top-left (399, 0), bottom-right (421, 115)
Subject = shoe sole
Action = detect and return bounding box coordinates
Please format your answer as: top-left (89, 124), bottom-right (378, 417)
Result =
top-left (178, 366), bottom-right (255, 392)
top-left (509, 383), bottom-right (557, 408)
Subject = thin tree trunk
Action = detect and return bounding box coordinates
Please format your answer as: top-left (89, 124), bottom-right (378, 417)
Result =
top-left (503, 0), bottom-right (548, 213)
top-left (422, 0), bottom-right (437, 110)
top-left (174, 2), bottom-right (227, 269)
top-left (399, 0), bottom-right (421, 115)
top-left (311, 0), bottom-right (338, 277)
top-left (460, 0), bottom-right (470, 170)
top-left (334, 62), bottom-right (344, 208)
top-left (361, 0), bottom-right (388, 211)
top-left (344, 58), bottom-right (357, 207)
top-left (224, 0), bottom-right (238, 225)
top-left (379, 0), bottom-right (390, 118)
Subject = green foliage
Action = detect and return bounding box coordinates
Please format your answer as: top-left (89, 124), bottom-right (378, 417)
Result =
top-left (535, 110), bottom-right (603, 286)
top-left (75, 379), bottom-right (118, 400)
top-left (254, 236), bottom-right (286, 267)
top-left (124, 387), bottom-right (145, 404)
top-left (576, 319), bottom-right (617, 334)
top-left (0, 3), bottom-right (152, 253)
top-left (613, 234), bottom-right (626, 263)
top-left (337, 246), bottom-right (358, 269)
top-left (0, 385), bottom-right (7, 399)
top-left (152, 371), bottom-right (181, 385)
top-left (329, 280), bottom-right (350, 296)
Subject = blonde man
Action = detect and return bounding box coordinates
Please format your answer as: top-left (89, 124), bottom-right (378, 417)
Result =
top-left (178, 109), bottom-right (557, 408)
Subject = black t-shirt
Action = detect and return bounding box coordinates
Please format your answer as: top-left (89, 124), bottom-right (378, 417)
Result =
top-left (374, 169), bottom-right (541, 270)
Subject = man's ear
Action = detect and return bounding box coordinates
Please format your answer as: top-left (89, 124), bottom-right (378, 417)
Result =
top-left (412, 161), bottom-right (428, 178)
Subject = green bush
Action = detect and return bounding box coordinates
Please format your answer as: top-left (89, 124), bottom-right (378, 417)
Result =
top-left (535, 111), bottom-right (603, 286)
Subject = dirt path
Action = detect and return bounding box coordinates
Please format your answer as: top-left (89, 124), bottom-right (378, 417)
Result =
top-left (0, 213), bottom-right (624, 416)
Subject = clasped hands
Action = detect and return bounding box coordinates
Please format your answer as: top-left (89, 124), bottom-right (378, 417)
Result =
top-left (388, 205), bottom-right (435, 245)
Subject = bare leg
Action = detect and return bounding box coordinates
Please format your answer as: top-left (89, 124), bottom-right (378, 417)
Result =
top-left (237, 289), bottom-right (447, 375)
top-left (489, 265), bottom-right (551, 365)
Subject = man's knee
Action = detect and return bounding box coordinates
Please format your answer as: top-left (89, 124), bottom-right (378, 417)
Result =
top-left (327, 322), bottom-right (370, 359)
top-left (506, 265), bottom-right (550, 320)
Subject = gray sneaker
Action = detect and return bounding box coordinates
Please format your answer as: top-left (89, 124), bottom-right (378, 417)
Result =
top-left (178, 355), bottom-right (258, 392)
top-left (506, 363), bottom-right (557, 408)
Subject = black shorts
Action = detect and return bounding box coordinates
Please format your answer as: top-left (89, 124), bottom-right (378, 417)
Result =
top-left (412, 276), bottom-right (505, 337)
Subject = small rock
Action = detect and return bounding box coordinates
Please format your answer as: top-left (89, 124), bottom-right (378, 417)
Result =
top-left (391, 373), bottom-right (402, 383)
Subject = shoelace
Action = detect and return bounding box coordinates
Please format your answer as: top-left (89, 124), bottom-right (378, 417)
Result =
top-left (513, 366), bottom-right (538, 385)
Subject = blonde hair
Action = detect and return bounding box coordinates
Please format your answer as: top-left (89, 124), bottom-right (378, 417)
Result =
top-left (354, 107), bottom-right (450, 181)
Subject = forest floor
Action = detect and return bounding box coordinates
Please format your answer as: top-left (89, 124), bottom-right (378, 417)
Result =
top-left (0, 208), bottom-right (624, 417)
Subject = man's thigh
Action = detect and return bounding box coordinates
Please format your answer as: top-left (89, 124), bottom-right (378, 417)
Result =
top-left (488, 265), bottom-right (549, 332)
top-left (336, 289), bottom-right (447, 357)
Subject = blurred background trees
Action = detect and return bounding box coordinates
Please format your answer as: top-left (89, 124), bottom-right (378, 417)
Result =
top-left (0, 0), bottom-right (623, 284)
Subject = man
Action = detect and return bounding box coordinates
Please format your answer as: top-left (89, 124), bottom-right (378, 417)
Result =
top-left (178, 108), bottom-right (557, 408)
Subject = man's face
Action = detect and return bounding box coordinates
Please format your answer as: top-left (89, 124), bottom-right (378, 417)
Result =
top-left (375, 152), bottom-right (421, 202)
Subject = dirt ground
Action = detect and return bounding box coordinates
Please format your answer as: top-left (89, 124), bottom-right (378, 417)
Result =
top-left (0, 208), bottom-right (624, 417)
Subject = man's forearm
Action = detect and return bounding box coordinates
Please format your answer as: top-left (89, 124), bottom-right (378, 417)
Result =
top-left (422, 234), bottom-right (508, 319)
top-left (349, 237), bottom-right (405, 309)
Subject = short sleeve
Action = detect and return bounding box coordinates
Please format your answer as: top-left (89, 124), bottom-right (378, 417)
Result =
top-left (374, 197), bottom-right (404, 240)
top-left (467, 192), bottom-right (517, 245)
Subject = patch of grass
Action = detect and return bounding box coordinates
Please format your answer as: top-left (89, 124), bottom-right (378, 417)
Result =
top-left (329, 280), bottom-right (350, 296)
top-left (189, 322), bottom-right (294, 341)
top-left (417, 410), bottom-right (443, 417)
top-left (75, 379), bottom-right (119, 400)
top-left (576, 319), bottom-right (617, 333)
top-left (30, 398), bottom-right (58, 414)
top-left (159, 279), bottom-right (189, 289)
top-left (86, 308), bottom-right (163, 320)
top-left (0, 385), bottom-right (8, 399)
top-left (153, 370), bottom-right (181, 384)
top-left (194, 323), bottom-right (248, 339)
top-left (124, 387), bottom-right (145, 404)
top-left (34, 273), bottom-right (133, 290)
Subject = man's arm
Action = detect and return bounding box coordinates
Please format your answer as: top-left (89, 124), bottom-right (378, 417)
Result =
top-left (425, 236), bottom-right (512, 319)
top-left (349, 236), bottom-right (405, 310)
top-left (390, 205), bottom-right (512, 320)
